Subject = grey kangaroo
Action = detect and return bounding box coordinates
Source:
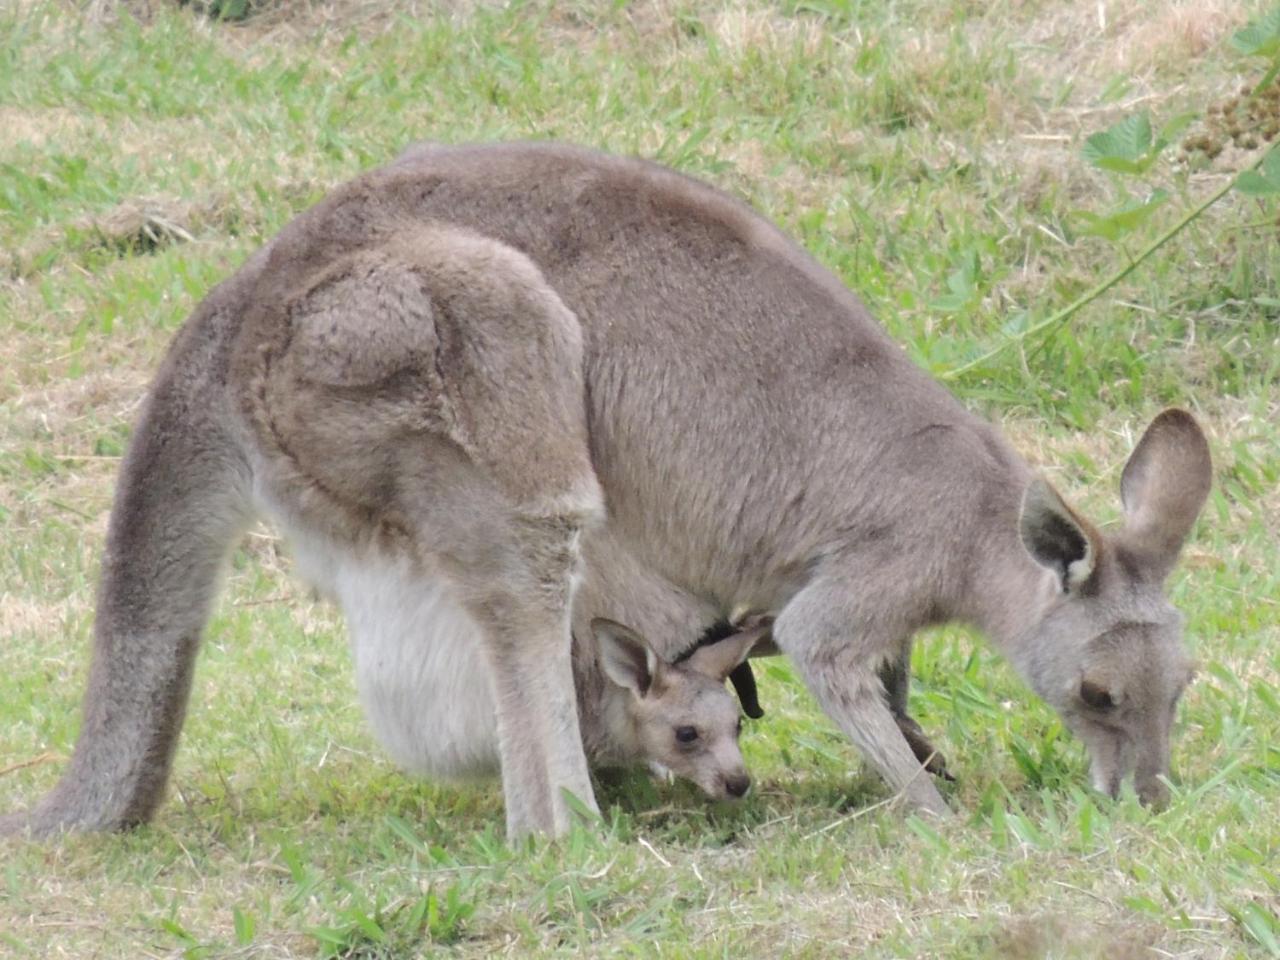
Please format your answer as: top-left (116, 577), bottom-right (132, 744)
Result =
top-left (0, 141), bottom-right (1211, 840)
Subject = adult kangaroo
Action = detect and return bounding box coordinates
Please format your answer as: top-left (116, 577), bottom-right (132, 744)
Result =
top-left (0, 141), bottom-right (1211, 839)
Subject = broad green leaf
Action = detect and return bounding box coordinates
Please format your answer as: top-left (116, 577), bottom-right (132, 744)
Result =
top-left (1236, 170), bottom-right (1280, 194)
top-left (1260, 143), bottom-right (1280, 180)
top-left (930, 250), bottom-right (981, 312)
top-left (1230, 8), bottom-right (1280, 59)
top-left (930, 293), bottom-right (970, 312)
top-left (1074, 190), bottom-right (1170, 241)
top-left (1235, 147), bottom-right (1280, 195)
top-left (1083, 111), bottom-right (1155, 174)
top-left (999, 309), bottom-right (1031, 336)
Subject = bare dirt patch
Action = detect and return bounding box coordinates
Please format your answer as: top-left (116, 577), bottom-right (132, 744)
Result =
top-left (0, 106), bottom-right (85, 148)
top-left (990, 913), bottom-right (1160, 960)
top-left (707, 5), bottom-right (825, 59)
top-left (1114, 0), bottom-right (1243, 73)
top-left (0, 595), bottom-right (77, 637)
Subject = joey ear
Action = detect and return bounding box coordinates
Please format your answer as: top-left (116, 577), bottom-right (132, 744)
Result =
top-left (593, 618), bottom-right (663, 697)
top-left (1019, 478), bottom-right (1099, 592)
top-left (1119, 409), bottom-right (1212, 581)
top-left (683, 620), bottom-right (771, 684)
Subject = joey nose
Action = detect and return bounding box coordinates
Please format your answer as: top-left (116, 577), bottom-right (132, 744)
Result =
top-left (724, 774), bottom-right (750, 798)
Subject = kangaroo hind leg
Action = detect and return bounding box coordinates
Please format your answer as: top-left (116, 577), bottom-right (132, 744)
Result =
top-left (266, 226), bottom-right (604, 839)
top-left (408, 231), bottom-right (604, 838)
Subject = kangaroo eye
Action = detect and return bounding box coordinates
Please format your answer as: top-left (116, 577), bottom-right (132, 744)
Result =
top-left (735, 717), bottom-right (743, 736)
top-left (675, 726), bottom-right (699, 744)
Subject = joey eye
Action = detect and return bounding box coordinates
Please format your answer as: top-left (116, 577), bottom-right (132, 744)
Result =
top-left (735, 717), bottom-right (743, 736)
top-left (675, 726), bottom-right (699, 744)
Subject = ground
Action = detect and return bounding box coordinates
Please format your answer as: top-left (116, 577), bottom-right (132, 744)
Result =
top-left (0, 0), bottom-right (1277, 957)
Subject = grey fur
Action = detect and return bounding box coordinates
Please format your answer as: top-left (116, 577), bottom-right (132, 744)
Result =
top-left (1, 142), bottom-right (1211, 838)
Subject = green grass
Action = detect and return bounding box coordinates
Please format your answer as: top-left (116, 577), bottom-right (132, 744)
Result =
top-left (1, 0), bottom-right (1277, 956)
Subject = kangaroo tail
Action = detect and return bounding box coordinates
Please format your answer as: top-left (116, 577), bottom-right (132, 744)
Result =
top-left (1, 351), bottom-right (252, 836)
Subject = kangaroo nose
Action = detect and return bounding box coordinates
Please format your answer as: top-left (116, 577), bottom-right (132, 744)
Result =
top-left (724, 774), bottom-right (751, 798)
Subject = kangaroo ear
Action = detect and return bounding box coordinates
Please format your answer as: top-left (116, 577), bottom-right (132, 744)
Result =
top-left (683, 620), bottom-right (771, 685)
top-left (727, 663), bottom-right (765, 719)
top-left (1019, 478), bottom-right (1099, 592)
top-left (1119, 409), bottom-right (1212, 582)
top-left (593, 618), bottom-right (663, 697)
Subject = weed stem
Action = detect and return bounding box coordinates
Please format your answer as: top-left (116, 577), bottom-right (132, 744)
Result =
top-left (941, 146), bottom-right (1274, 382)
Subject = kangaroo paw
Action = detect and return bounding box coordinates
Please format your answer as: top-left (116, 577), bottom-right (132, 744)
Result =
top-left (896, 714), bottom-right (955, 782)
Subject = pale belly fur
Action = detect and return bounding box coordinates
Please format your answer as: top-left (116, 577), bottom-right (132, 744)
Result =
top-left (266, 510), bottom-right (502, 780)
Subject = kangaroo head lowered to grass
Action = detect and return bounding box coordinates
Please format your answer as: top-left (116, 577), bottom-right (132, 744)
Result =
top-left (0, 141), bottom-right (1211, 841)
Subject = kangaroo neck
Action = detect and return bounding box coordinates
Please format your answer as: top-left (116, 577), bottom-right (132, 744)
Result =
top-left (957, 479), bottom-right (1063, 670)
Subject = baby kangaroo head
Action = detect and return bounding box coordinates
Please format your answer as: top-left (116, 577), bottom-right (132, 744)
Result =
top-left (592, 618), bottom-right (759, 801)
top-left (1016, 409), bottom-right (1212, 807)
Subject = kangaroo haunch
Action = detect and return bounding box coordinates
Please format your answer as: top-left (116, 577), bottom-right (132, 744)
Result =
top-left (0, 141), bottom-right (1212, 839)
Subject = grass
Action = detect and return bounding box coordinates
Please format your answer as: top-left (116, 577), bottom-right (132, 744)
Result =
top-left (1, 0), bottom-right (1277, 956)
